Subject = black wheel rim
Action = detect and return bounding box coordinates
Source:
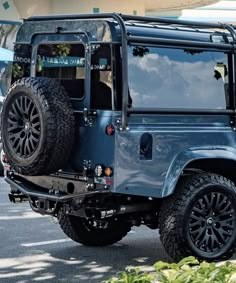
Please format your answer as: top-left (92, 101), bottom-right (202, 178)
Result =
top-left (7, 95), bottom-right (41, 158)
top-left (189, 192), bottom-right (235, 253)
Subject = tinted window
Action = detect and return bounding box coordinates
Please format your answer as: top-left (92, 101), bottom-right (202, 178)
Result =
top-left (128, 46), bottom-right (228, 109)
top-left (37, 44), bottom-right (85, 99)
top-left (90, 44), bottom-right (112, 110)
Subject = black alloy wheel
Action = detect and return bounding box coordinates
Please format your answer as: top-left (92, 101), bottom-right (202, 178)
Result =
top-left (8, 94), bottom-right (41, 158)
top-left (188, 191), bottom-right (235, 254)
top-left (159, 173), bottom-right (236, 261)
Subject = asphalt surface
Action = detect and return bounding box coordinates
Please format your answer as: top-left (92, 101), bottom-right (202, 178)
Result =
top-left (0, 178), bottom-right (170, 283)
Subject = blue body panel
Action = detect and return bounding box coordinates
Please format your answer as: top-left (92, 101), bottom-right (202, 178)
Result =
top-left (114, 115), bottom-right (236, 197)
top-left (71, 110), bottom-right (115, 171)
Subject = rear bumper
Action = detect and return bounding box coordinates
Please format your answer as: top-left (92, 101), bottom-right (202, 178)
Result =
top-left (5, 176), bottom-right (76, 202)
top-left (5, 173), bottom-right (111, 216)
top-left (4, 168), bottom-right (107, 202)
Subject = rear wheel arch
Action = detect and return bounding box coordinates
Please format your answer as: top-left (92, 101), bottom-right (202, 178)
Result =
top-left (185, 158), bottom-right (236, 179)
top-left (162, 149), bottom-right (236, 198)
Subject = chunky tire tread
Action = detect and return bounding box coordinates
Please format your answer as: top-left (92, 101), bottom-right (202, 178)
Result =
top-left (58, 211), bottom-right (131, 246)
top-left (1, 77), bottom-right (75, 175)
top-left (159, 173), bottom-right (236, 261)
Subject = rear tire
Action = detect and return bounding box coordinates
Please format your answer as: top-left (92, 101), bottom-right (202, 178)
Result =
top-left (1, 77), bottom-right (75, 175)
top-left (58, 210), bottom-right (131, 246)
top-left (159, 173), bottom-right (236, 261)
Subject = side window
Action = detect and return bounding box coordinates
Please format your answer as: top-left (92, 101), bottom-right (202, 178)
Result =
top-left (128, 46), bottom-right (228, 109)
top-left (90, 44), bottom-right (112, 110)
top-left (37, 44), bottom-right (85, 99)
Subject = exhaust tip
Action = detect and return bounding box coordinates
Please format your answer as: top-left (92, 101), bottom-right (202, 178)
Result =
top-left (8, 193), bottom-right (28, 203)
top-left (8, 193), bottom-right (15, 203)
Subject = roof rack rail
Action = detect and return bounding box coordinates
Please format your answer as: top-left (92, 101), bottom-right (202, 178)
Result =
top-left (121, 14), bottom-right (236, 30)
top-left (220, 23), bottom-right (236, 42)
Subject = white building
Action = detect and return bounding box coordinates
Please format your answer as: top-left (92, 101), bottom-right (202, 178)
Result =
top-left (0, 0), bottom-right (221, 22)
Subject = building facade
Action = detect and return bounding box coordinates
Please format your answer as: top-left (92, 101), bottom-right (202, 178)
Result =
top-left (0, 0), bottom-right (219, 21)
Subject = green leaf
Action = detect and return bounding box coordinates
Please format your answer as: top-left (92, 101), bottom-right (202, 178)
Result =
top-left (103, 257), bottom-right (236, 283)
top-left (177, 256), bottom-right (199, 267)
top-left (154, 261), bottom-right (173, 271)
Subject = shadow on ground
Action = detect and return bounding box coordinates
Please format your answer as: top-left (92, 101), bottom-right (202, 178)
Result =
top-left (0, 179), bottom-right (170, 283)
top-left (2, 179), bottom-right (235, 283)
top-left (0, 225), bottom-right (169, 283)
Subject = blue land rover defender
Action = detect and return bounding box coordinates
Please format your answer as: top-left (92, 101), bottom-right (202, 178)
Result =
top-left (2, 13), bottom-right (236, 261)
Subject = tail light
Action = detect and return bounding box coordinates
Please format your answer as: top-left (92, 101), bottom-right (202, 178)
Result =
top-left (2, 154), bottom-right (8, 164)
top-left (104, 167), bottom-right (113, 177)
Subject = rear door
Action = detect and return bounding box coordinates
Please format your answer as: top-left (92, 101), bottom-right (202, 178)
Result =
top-left (31, 35), bottom-right (115, 174)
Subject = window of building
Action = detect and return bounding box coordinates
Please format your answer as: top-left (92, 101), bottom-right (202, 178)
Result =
top-left (0, 60), bottom-right (12, 96)
top-left (2, 1), bottom-right (10, 10)
top-left (128, 46), bottom-right (229, 109)
top-left (0, 23), bottom-right (20, 96)
top-left (93, 8), bottom-right (100, 14)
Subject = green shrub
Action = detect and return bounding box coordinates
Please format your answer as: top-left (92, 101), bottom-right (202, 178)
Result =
top-left (102, 256), bottom-right (236, 283)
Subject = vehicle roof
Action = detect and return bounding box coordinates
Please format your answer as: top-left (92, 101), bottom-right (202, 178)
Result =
top-left (15, 13), bottom-right (235, 49)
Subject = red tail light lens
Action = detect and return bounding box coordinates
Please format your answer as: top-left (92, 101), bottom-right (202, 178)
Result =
top-left (105, 125), bottom-right (115, 136)
top-left (2, 154), bottom-right (8, 164)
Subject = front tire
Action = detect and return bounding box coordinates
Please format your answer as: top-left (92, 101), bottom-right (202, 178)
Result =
top-left (159, 173), bottom-right (236, 261)
top-left (58, 211), bottom-right (131, 246)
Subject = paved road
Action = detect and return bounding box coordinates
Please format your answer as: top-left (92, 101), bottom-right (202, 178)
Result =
top-left (0, 178), bottom-right (170, 283)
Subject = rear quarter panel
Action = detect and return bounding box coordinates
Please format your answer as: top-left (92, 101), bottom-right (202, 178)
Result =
top-left (113, 114), bottom-right (236, 197)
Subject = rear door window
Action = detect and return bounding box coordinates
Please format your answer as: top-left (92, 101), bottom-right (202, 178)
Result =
top-left (37, 43), bottom-right (85, 99)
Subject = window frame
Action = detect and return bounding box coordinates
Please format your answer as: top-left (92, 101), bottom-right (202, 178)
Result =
top-left (31, 33), bottom-right (88, 102)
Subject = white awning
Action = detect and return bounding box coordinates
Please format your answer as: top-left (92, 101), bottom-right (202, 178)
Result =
top-left (179, 0), bottom-right (236, 23)
top-left (0, 48), bottom-right (13, 62)
top-left (145, 0), bottom-right (218, 12)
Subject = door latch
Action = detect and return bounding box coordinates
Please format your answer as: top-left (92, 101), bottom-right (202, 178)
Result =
top-left (83, 108), bottom-right (97, 126)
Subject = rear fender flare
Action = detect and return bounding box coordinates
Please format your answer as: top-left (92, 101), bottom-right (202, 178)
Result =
top-left (162, 146), bottom-right (236, 197)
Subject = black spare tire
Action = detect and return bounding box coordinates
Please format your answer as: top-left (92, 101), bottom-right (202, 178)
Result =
top-left (1, 77), bottom-right (75, 175)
